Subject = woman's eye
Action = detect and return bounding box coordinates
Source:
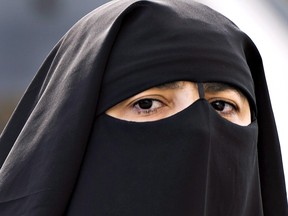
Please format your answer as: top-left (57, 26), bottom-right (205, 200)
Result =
top-left (210, 100), bottom-right (237, 115)
top-left (133, 99), bottom-right (164, 115)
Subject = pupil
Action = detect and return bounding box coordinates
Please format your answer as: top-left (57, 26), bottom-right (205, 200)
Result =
top-left (211, 101), bottom-right (225, 111)
top-left (138, 99), bottom-right (153, 109)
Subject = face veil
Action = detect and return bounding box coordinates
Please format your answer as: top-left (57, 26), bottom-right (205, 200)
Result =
top-left (0, 0), bottom-right (287, 215)
top-left (66, 95), bottom-right (261, 215)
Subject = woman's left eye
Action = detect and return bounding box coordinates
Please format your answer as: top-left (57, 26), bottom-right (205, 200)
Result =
top-left (210, 100), bottom-right (238, 115)
top-left (133, 99), bottom-right (164, 115)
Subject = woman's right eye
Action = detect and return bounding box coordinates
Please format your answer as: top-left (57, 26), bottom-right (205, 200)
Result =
top-left (133, 98), bottom-right (164, 115)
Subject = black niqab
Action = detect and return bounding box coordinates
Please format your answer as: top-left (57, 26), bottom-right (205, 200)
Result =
top-left (0, 0), bottom-right (287, 215)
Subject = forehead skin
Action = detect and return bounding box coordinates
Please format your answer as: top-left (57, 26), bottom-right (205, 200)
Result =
top-left (157, 82), bottom-right (247, 101)
top-left (203, 82), bottom-right (247, 101)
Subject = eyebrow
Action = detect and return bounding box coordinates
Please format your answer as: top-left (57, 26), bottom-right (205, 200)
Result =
top-left (155, 81), bottom-right (246, 99)
top-left (203, 82), bottom-right (246, 99)
top-left (155, 81), bottom-right (184, 90)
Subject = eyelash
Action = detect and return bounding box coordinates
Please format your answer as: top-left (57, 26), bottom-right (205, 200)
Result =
top-left (209, 100), bottom-right (238, 116)
top-left (132, 98), bottom-right (164, 115)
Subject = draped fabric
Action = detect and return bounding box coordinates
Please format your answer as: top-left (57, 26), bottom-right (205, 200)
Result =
top-left (0, 0), bottom-right (287, 215)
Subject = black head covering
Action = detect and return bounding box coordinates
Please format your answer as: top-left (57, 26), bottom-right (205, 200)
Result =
top-left (0, 0), bottom-right (287, 215)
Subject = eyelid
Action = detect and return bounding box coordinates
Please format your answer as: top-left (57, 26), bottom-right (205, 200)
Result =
top-left (207, 96), bottom-right (239, 108)
top-left (209, 100), bottom-right (240, 119)
top-left (209, 98), bottom-right (238, 109)
top-left (204, 89), bottom-right (244, 107)
top-left (128, 94), bottom-right (169, 107)
top-left (130, 98), bottom-right (166, 117)
top-left (132, 97), bottom-right (161, 106)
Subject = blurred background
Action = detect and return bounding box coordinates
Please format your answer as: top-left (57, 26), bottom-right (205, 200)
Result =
top-left (0, 0), bottom-right (287, 189)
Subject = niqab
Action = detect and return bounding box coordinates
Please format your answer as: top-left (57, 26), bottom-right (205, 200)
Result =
top-left (0, 0), bottom-right (287, 215)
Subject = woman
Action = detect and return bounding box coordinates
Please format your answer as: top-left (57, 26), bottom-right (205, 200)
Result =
top-left (0, 0), bottom-right (287, 215)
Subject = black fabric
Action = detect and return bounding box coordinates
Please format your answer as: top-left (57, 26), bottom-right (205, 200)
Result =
top-left (0, 0), bottom-right (287, 215)
top-left (66, 99), bottom-right (261, 215)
